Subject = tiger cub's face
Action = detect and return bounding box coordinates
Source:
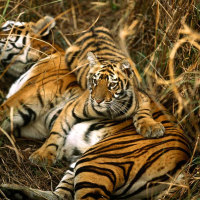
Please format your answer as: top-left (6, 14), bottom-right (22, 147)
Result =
top-left (87, 52), bottom-right (134, 117)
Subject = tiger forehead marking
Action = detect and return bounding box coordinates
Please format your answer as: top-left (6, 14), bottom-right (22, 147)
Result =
top-left (95, 65), bottom-right (117, 81)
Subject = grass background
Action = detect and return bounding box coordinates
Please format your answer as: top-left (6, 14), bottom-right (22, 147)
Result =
top-left (0, 0), bottom-right (200, 199)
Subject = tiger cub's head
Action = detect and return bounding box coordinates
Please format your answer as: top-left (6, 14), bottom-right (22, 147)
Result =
top-left (0, 16), bottom-right (55, 78)
top-left (87, 52), bottom-right (135, 117)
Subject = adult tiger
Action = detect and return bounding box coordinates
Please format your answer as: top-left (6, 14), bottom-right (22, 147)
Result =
top-left (0, 16), bottom-right (60, 95)
top-left (0, 16), bottom-right (82, 140)
top-left (54, 103), bottom-right (190, 200)
top-left (1, 103), bottom-right (190, 200)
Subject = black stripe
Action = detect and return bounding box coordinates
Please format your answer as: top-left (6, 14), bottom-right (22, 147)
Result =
top-left (136, 116), bottom-right (146, 120)
top-left (95, 29), bottom-right (113, 39)
top-left (120, 147), bottom-right (189, 196)
top-left (79, 136), bottom-right (190, 166)
top-left (65, 81), bottom-right (78, 90)
top-left (22, 31), bottom-right (28, 45)
top-left (78, 41), bottom-right (96, 58)
top-left (100, 161), bottom-right (134, 184)
top-left (37, 90), bottom-right (44, 107)
top-left (120, 160), bottom-right (187, 199)
top-left (94, 46), bottom-right (125, 57)
top-left (77, 65), bottom-right (89, 88)
top-left (161, 120), bottom-right (172, 124)
top-left (75, 182), bottom-right (111, 197)
top-left (61, 180), bottom-right (73, 186)
top-left (46, 143), bottom-right (58, 150)
top-left (61, 122), bottom-right (69, 135)
top-left (99, 68), bottom-right (114, 75)
top-left (26, 68), bottom-right (68, 84)
top-left (66, 50), bottom-right (80, 69)
top-left (75, 34), bottom-right (94, 46)
top-left (85, 138), bottom-right (188, 157)
top-left (56, 186), bottom-right (74, 197)
top-left (48, 109), bottom-right (62, 130)
top-left (50, 131), bottom-right (63, 137)
top-left (84, 121), bottom-right (106, 142)
top-left (152, 111), bottom-right (165, 119)
top-left (82, 192), bottom-right (106, 199)
top-left (18, 104), bottom-right (36, 126)
top-left (76, 165), bottom-right (116, 186)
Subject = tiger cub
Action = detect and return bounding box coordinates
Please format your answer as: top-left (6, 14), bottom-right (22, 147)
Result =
top-left (65, 26), bottom-right (165, 138)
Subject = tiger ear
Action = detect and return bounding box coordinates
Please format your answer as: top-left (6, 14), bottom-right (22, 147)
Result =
top-left (31, 16), bottom-right (55, 36)
top-left (87, 52), bottom-right (98, 67)
top-left (120, 60), bottom-right (133, 78)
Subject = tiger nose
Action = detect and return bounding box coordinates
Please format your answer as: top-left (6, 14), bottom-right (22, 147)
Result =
top-left (95, 97), bottom-right (104, 104)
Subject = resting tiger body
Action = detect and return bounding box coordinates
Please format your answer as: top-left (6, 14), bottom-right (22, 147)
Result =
top-left (0, 16), bottom-right (81, 139)
top-left (54, 105), bottom-right (190, 200)
top-left (0, 19), bottom-right (190, 200)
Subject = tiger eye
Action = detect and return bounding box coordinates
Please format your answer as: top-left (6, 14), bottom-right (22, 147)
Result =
top-left (110, 82), bottom-right (117, 88)
top-left (93, 78), bottom-right (97, 85)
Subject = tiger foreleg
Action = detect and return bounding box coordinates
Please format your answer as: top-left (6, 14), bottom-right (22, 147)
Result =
top-left (29, 92), bottom-right (86, 166)
top-left (133, 93), bottom-right (165, 138)
top-left (29, 130), bottom-right (66, 165)
top-left (29, 97), bottom-right (78, 165)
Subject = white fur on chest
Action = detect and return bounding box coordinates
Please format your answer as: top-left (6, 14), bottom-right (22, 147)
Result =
top-left (62, 120), bottom-right (106, 160)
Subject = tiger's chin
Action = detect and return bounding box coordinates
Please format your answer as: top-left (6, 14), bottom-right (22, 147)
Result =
top-left (93, 102), bottom-right (109, 111)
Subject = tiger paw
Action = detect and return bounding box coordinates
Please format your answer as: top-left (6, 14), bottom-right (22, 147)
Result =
top-left (134, 119), bottom-right (165, 138)
top-left (29, 146), bottom-right (57, 166)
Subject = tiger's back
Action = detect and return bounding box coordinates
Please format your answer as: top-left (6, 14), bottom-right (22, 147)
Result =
top-left (73, 101), bottom-right (190, 199)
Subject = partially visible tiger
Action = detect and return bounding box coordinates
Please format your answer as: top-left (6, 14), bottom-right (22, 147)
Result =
top-left (0, 16), bottom-right (60, 94)
top-left (0, 20), bottom-right (191, 200)
top-left (0, 16), bottom-right (81, 139)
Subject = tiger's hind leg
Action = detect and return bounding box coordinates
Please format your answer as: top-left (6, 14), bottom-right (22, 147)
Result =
top-left (29, 91), bottom-right (85, 165)
top-left (73, 161), bottom-right (113, 200)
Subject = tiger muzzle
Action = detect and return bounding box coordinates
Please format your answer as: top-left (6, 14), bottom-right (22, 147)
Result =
top-left (92, 79), bottom-right (112, 105)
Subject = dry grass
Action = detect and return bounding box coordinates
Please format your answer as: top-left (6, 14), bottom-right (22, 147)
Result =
top-left (0, 0), bottom-right (200, 199)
